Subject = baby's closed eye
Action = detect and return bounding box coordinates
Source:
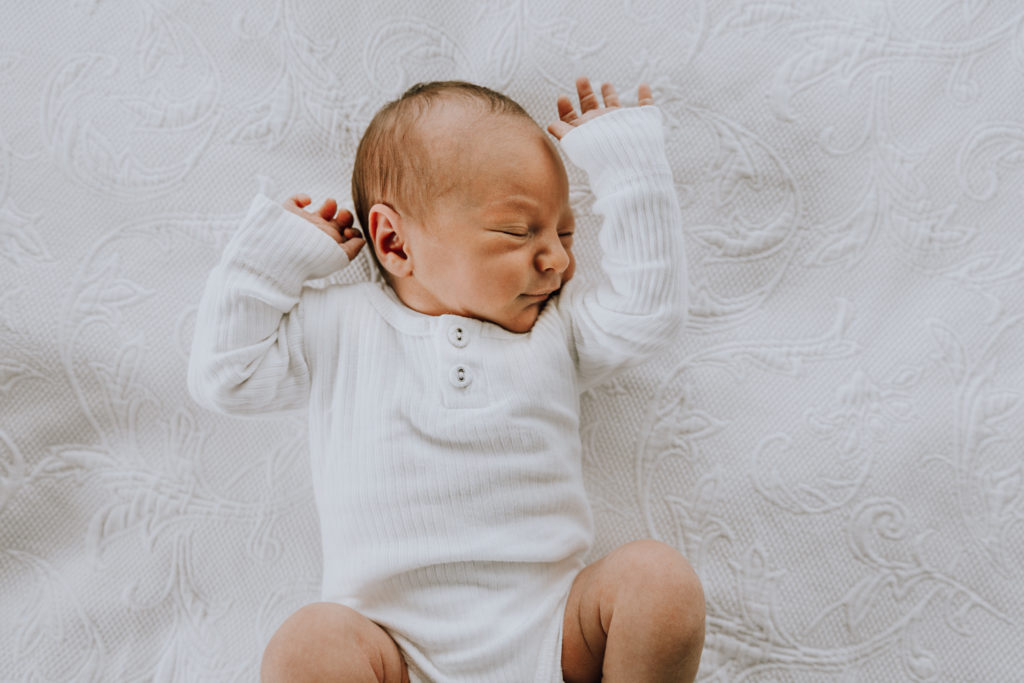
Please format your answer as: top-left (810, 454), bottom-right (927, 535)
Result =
top-left (489, 225), bottom-right (531, 238)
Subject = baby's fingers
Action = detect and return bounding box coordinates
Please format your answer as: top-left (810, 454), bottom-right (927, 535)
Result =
top-left (547, 94), bottom-right (578, 140)
top-left (316, 198), bottom-right (356, 227)
top-left (340, 235), bottom-right (365, 261)
top-left (638, 83), bottom-right (654, 106)
top-left (576, 77), bottom-right (600, 113)
top-left (334, 207), bottom-right (354, 229)
top-left (318, 197), bottom-right (338, 221)
top-left (601, 82), bottom-right (620, 108)
top-left (286, 193), bottom-right (312, 209)
top-left (556, 94), bottom-right (578, 124)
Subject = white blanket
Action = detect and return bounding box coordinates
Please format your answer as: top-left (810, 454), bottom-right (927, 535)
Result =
top-left (3, 1), bottom-right (1023, 680)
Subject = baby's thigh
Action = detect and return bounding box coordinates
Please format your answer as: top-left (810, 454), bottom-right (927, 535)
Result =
top-left (261, 602), bottom-right (409, 683)
top-left (561, 540), bottom-right (705, 682)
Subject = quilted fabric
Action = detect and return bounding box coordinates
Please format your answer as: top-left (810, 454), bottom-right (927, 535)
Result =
top-left (2, 1), bottom-right (1023, 680)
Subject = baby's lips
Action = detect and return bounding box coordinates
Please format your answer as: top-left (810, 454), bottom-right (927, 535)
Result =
top-left (525, 286), bottom-right (560, 300)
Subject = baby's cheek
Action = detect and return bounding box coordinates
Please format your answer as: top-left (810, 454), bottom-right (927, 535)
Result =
top-left (562, 253), bottom-right (576, 285)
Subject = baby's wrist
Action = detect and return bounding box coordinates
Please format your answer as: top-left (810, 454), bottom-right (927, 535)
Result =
top-left (232, 195), bottom-right (350, 284)
top-left (559, 107), bottom-right (671, 196)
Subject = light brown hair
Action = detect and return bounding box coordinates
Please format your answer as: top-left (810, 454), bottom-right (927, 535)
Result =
top-left (351, 81), bottom-right (534, 268)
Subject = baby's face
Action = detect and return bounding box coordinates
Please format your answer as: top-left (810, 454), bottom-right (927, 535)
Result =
top-left (401, 106), bottom-right (575, 333)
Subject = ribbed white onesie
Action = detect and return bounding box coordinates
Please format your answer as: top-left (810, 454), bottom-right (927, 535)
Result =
top-left (188, 105), bottom-right (684, 682)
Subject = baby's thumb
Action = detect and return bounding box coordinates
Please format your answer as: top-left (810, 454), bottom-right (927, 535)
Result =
top-left (547, 120), bottom-right (572, 140)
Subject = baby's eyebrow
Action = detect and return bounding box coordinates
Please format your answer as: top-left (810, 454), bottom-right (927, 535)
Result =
top-left (485, 195), bottom-right (538, 211)
top-left (480, 194), bottom-right (574, 225)
top-left (478, 199), bottom-right (538, 223)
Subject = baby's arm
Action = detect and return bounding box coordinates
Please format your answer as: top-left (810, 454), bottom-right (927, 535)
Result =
top-left (550, 78), bottom-right (686, 390)
top-left (187, 194), bottom-right (357, 415)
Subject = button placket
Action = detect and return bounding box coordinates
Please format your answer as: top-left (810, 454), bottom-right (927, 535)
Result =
top-left (436, 317), bottom-right (484, 407)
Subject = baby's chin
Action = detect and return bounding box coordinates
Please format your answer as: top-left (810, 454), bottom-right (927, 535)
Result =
top-left (501, 319), bottom-right (538, 334)
top-left (493, 300), bottom-right (550, 334)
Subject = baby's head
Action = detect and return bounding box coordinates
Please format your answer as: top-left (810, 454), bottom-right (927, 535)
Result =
top-left (352, 81), bottom-right (575, 333)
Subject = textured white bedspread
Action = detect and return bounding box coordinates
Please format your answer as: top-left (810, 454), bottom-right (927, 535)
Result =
top-left (3, 1), bottom-right (1024, 680)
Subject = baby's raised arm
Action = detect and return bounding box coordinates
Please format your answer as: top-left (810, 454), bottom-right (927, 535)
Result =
top-left (549, 76), bottom-right (686, 391)
top-left (547, 77), bottom-right (655, 140)
top-left (188, 194), bottom-right (353, 416)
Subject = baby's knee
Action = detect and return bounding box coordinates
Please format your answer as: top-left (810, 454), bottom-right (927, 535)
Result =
top-left (261, 602), bottom-right (407, 683)
top-left (613, 540), bottom-right (706, 640)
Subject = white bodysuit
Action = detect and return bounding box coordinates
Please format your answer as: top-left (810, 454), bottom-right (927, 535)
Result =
top-left (188, 106), bottom-right (684, 682)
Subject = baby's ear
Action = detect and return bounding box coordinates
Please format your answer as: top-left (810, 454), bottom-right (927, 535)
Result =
top-left (367, 204), bottom-right (413, 278)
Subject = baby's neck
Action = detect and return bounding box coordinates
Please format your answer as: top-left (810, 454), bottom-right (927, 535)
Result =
top-left (388, 275), bottom-right (454, 319)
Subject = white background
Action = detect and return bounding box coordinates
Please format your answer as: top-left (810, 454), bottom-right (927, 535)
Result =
top-left (2, 1), bottom-right (1023, 680)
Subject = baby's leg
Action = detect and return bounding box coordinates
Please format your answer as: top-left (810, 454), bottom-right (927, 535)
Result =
top-left (561, 540), bottom-right (705, 683)
top-left (261, 602), bottom-right (410, 683)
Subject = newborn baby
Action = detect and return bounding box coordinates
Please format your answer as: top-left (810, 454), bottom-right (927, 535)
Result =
top-left (189, 77), bottom-right (704, 682)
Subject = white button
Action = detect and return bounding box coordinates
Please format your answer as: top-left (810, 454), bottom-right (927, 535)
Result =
top-left (448, 325), bottom-right (468, 348)
top-left (449, 365), bottom-right (472, 388)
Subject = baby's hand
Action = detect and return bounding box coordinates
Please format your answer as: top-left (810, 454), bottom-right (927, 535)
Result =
top-left (283, 194), bottom-right (365, 261)
top-left (547, 77), bottom-right (654, 141)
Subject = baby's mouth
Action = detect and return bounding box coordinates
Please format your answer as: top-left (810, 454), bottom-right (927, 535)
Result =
top-left (525, 285), bottom-right (561, 299)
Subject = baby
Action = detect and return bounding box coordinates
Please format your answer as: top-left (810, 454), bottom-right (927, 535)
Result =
top-left (189, 77), bottom-right (704, 682)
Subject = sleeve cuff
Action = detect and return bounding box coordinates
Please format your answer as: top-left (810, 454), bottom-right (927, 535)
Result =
top-left (228, 194), bottom-right (351, 290)
top-left (557, 106), bottom-right (672, 197)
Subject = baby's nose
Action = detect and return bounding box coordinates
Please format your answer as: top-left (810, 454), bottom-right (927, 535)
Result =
top-left (536, 236), bottom-right (570, 273)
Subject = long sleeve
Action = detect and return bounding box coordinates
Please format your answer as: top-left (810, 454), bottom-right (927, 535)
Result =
top-left (187, 194), bottom-right (351, 415)
top-left (557, 105), bottom-right (687, 391)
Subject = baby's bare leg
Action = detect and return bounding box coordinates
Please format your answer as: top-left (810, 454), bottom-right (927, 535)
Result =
top-left (261, 602), bottom-right (409, 683)
top-left (561, 540), bottom-right (705, 683)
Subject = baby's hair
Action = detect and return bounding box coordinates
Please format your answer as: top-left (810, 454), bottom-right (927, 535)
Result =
top-left (351, 80), bottom-right (535, 269)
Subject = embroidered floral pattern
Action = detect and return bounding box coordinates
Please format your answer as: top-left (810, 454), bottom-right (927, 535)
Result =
top-left (3, 1), bottom-right (1024, 680)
